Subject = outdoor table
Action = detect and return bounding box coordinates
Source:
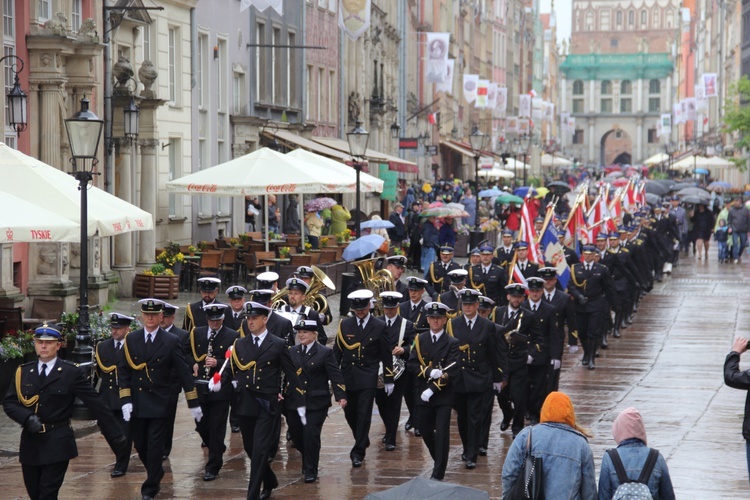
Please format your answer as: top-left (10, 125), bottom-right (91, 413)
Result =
top-left (259, 257), bottom-right (291, 272)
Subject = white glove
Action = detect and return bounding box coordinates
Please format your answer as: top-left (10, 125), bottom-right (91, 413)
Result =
top-left (551, 359), bottom-right (561, 370)
top-left (190, 407), bottom-right (204, 422)
top-left (429, 369), bottom-right (443, 380)
top-left (493, 382), bottom-right (503, 393)
top-left (232, 380), bottom-right (238, 389)
top-left (121, 403), bottom-right (132, 422)
top-left (384, 383), bottom-right (394, 396)
top-left (297, 406), bottom-right (307, 425)
top-left (208, 379), bottom-right (222, 392)
top-left (569, 345), bottom-right (579, 354)
top-left (318, 313), bottom-right (326, 323)
top-left (421, 388), bottom-right (434, 402)
top-left (527, 355), bottom-right (534, 364)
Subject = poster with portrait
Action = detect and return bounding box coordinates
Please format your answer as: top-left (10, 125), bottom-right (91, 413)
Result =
top-left (531, 98), bottom-right (543, 121)
top-left (543, 102), bottom-right (554, 123)
top-left (518, 119), bottom-right (530, 134)
top-left (560, 112), bottom-right (570, 132)
top-left (463, 74), bottom-right (478, 103)
top-left (703, 73), bottom-right (718, 98)
top-left (425, 32), bottom-right (450, 83)
top-left (519, 94), bottom-right (531, 117)
top-left (487, 83), bottom-right (498, 109)
top-left (339, 0), bottom-right (372, 40)
top-left (506, 116), bottom-right (519, 133)
top-left (435, 59), bottom-right (454, 94)
top-left (685, 97), bottom-right (697, 121)
top-left (695, 83), bottom-right (708, 111)
top-left (660, 113), bottom-right (671, 135)
top-left (673, 102), bottom-right (683, 125)
top-left (476, 80), bottom-right (489, 108)
top-left (497, 87), bottom-right (507, 113)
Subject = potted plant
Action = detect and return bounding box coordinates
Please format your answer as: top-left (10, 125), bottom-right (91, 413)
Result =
top-left (134, 264), bottom-right (180, 299)
top-left (156, 241), bottom-right (185, 275)
top-left (320, 237), bottom-right (329, 249)
top-left (187, 245), bottom-right (198, 256)
top-left (278, 246), bottom-right (291, 258)
top-left (304, 242), bottom-right (312, 253)
top-left (0, 330), bottom-right (35, 396)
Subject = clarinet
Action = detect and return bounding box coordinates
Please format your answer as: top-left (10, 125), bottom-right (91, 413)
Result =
top-left (205, 331), bottom-right (216, 380)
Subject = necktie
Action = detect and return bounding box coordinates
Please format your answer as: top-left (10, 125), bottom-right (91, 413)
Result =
top-left (412, 305), bottom-right (417, 312)
top-left (234, 313), bottom-right (239, 319)
top-left (508, 311), bottom-right (516, 322)
top-left (39, 363), bottom-right (47, 382)
top-left (386, 319), bottom-right (392, 328)
top-left (359, 318), bottom-right (365, 329)
top-left (467, 319), bottom-right (473, 330)
top-left (254, 336), bottom-right (260, 348)
top-left (483, 267), bottom-right (488, 275)
top-left (432, 334), bottom-right (437, 344)
top-left (532, 303), bottom-right (537, 312)
top-left (116, 341), bottom-right (121, 350)
top-left (146, 333), bottom-right (153, 354)
top-left (546, 294), bottom-right (551, 302)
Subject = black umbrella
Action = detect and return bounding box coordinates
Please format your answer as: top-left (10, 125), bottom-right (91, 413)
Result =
top-left (644, 181), bottom-right (668, 196)
top-left (656, 179), bottom-right (677, 188)
top-left (546, 181), bottom-right (571, 193)
top-left (364, 477), bottom-right (490, 500)
top-left (682, 195), bottom-right (710, 205)
top-left (670, 181), bottom-right (698, 191)
top-left (645, 193), bottom-right (661, 205)
top-left (676, 187), bottom-right (711, 198)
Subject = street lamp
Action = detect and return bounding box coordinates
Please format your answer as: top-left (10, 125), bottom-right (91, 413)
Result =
top-left (469, 126), bottom-right (486, 230)
top-left (390, 120), bottom-right (400, 139)
top-left (64, 96), bottom-right (104, 367)
top-left (347, 120), bottom-right (369, 238)
top-left (0, 55), bottom-right (28, 132)
top-left (518, 133), bottom-right (532, 185)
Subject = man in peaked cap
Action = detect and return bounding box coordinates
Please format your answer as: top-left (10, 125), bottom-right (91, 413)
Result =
top-left (223, 285), bottom-right (248, 331)
top-left (470, 244), bottom-right (509, 306)
top-left (539, 267), bottom-right (577, 392)
top-left (399, 276), bottom-right (429, 433)
top-left (513, 241), bottom-right (539, 279)
top-left (256, 271), bottom-right (281, 292)
top-left (285, 318), bottom-right (347, 483)
top-left (493, 230), bottom-right (516, 269)
top-left (279, 278), bottom-right (328, 345)
top-left (400, 277), bottom-right (429, 325)
top-left (557, 229), bottom-right (580, 268)
top-left (449, 288), bottom-right (504, 468)
top-left (120, 299), bottom-right (202, 500)
top-left (477, 296), bottom-right (496, 319)
top-left (375, 291), bottom-right (415, 451)
top-left (4, 324), bottom-right (128, 500)
top-left (293, 266), bottom-right (333, 327)
top-left (334, 289), bottom-right (395, 468)
top-left (240, 289), bottom-right (294, 347)
top-left (95, 313), bottom-right (135, 478)
top-left (439, 269), bottom-right (469, 315)
top-left (425, 246), bottom-right (461, 300)
top-left (189, 303), bottom-right (239, 481)
top-left (183, 277), bottom-right (223, 332)
top-left (406, 301), bottom-right (460, 480)
top-left (464, 247), bottom-right (481, 271)
top-left (602, 232), bottom-right (641, 341)
top-left (384, 255), bottom-right (409, 296)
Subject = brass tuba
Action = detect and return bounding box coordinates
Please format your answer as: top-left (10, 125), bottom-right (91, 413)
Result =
top-left (352, 258), bottom-right (395, 316)
top-left (271, 265), bottom-right (335, 312)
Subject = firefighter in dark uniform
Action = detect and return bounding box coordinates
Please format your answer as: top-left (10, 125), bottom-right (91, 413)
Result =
top-left (493, 229), bottom-right (516, 268)
top-left (160, 303), bottom-right (193, 453)
top-left (513, 241), bottom-right (539, 279)
top-left (557, 229), bottom-right (581, 267)
top-left (384, 255), bottom-right (409, 296)
top-left (438, 269), bottom-right (469, 315)
top-left (284, 318), bottom-right (347, 484)
top-left (470, 244), bottom-right (509, 306)
top-left (464, 247), bottom-right (481, 271)
top-left (406, 302), bottom-right (460, 481)
top-left (334, 289), bottom-right (395, 467)
top-left (374, 291), bottom-right (415, 451)
top-left (448, 289), bottom-right (504, 469)
top-left (494, 284), bottom-right (543, 437)
top-left (567, 245), bottom-right (618, 370)
top-left (3, 325), bottom-right (127, 500)
top-left (604, 231), bottom-right (642, 340)
top-left (399, 276), bottom-right (429, 433)
top-left (190, 303), bottom-right (240, 481)
top-left (539, 267), bottom-right (577, 392)
top-left (223, 285), bottom-right (247, 331)
top-left (425, 246), bottom-right (461, 300)
top-left (119, 298), bottom-right (202, 500)
top-left (523, 277), bottom-right (562, 424)
top-left (295, 266), bottom-right (333, 326)
top-left (222, 301), bottom-right (304, 500)
top-left (95, 313), bottom-right (135, 478)
top-left (183, 277), bottom-right (223, 332)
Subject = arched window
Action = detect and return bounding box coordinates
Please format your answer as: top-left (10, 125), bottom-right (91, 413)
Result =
top-left (649, 79), bottom-right (660, 94)
top-left (586, 11), bottom-right (594, 30)
top-left (601, 80), bottom-right (612, 94)
top-left (621, 80), bottom-right (632, 94)
top-left (653, 10), bottom-right (660, 28)
top-left (641, 9), bottom-right (648, 26)
top-left (620, 80), bottom-right (632, 112)
top-left (573, 80), bottom-right (584, 95)
top-left (616, 10), bottom-right (622, 26)
top-left (666, 9), bottom-right (674, 28)
top-left (628, 10), bottom-right (634, 26)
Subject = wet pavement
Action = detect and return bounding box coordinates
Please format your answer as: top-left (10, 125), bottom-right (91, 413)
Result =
top-left (2, 251), bottom-right (750, 498)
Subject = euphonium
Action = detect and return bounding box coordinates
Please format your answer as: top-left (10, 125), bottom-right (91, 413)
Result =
top-left (352, 258), bottom-right (395, 316)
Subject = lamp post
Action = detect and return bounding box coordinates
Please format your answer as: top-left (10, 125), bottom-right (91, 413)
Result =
top-left (390, 120), bottom-right (400, 139)
top-left (0, 55), bottom-right (28, 133)
top-left (64, 97), bottom-right (104, 367)
top-left (518, 133), bottom-right (532, 186)
top-left (469, 126), bottom-right (486, 230)
top-left (347, 121), bottom-right (369, 238)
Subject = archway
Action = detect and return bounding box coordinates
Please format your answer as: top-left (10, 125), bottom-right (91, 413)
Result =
top-left (600, 128), bottom-right (633, 165)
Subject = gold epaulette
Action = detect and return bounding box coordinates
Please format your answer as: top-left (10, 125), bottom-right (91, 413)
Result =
top-left (119, 388), bottom-right (131, 399)
top-left (185, 389), bottom-right (198, 400)
top-left (15, 367), bottom-right (39, 409)
top-left (446, 320), bottom-right (454, 337)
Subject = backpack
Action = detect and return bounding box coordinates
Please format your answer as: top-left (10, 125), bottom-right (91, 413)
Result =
top-left (606, 448), bottom-right (659, 500)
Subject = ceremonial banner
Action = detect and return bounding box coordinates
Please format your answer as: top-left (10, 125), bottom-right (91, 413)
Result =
top-left (518, 118), bottom-right (530, 134)
top-left (703, 73), bottom-right (718, 98)
top-left (487, 83), bottom-right (498, 109)
top-left (497, 87), bottom-right (508, 113)
top-left (560, 112), bottom-right (570, 132)
top-left (519, 94), bottom-right (531, 117)
top-left (685, 97), bottom-right (697, 121)
top-left (532, 98), bottom-right (543, 121)
top-left (660, 113), bottom-right (671, 135)
top-left (506, 116), bottom-right (519, 133)
top-left (463, 74), bottom-right (479, 103)
top-left (476, 79), bottom-right (489, 108)
top-left (543, 102), bottom-right (555, 123)
top-left (435, 59), bottom-right (455, 93)
top-left (339, 0), bottom-right (372, 40)
top-left (425, 32), bottom-right (450, 83)
top-left (540, 212), bottom-right (570, 289)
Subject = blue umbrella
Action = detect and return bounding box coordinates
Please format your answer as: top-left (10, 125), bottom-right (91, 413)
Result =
top-left (695, 168), bottom-right (709, 175)
top-left (361, 219), bottom-right (394, 230)
top-left (342, 234), bottom-right (386, 261)
top-left (513, 186), bottom-right (537, 198)
top-left (478, 187), bottom-right (502, 198)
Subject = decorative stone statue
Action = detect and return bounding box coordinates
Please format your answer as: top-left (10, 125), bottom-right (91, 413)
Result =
top-left (348, 91), bottom-right (361, 123)
top-left (44, 12), bottom-right (68, 36)
top-left (138, 60), bottom-right (158, 99)
top-left (77, 18), bottom-right (97, 38)
top-left (113, 56), bottom-right (134, 92)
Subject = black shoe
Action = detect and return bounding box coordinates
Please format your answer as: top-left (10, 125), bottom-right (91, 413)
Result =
top-left (110, 470), bottom-right (126, 478)
top-left (382, 436), bottom-right (387, 443)
top-left (162, 454), bottom-right (169, 460)
top-left (385, 444), bottom-right (396, 451)
top-left (478, 447), bottom-right (487, 456)
top-left (304, 475), bottom-right (317, 483)
top-left (259, 487), bottom-right (274, 500)
top-left (405, 421), bottom-right (413, 431)
top-left (466, 460), bottom-right (477, 469)
top-left (600, 337), bottom-right (608, 349)
top-left (461, 454), bottom-right (467, 461)
top-left (351, 457), bottom-right (362, 467)
top-left (200, 442), bottom-right (207, 448)
top-left (414, 429), bottom-right (422, 437)
top-left (142, 497), bottom-right (154, 500)
top-left (203, 472), bottom-right (218, 481)
top-left (588, 360), bottom-right (596, 370)
top-left (581, 357), bottom-right (590, 366)
top-left (231, 425), bottom-right (240, 433)
top-left (430, 475), bottom-right (444, 481)
top-left (500, 418), bottom-right (511, 431)
top-left (613, 329), bottom-right (621, 338)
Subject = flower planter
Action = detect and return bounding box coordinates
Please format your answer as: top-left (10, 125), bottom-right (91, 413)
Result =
top-left (454, 233), bottom-right (470, 257)
top-left (134, 274), bottom-right (180, 299)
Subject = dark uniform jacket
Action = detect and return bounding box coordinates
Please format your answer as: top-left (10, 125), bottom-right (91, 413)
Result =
top-left (400, 300), bottom-right (426, 324)
top-left (382, 315), bottom-right (416, 369)
top-left (515, 260), bottom-right (539, 279)
top-left (239, 311), bottom-right (294, 347)
top-left (494, 306), bottom-right (543, 371)
top-left (426, 260), bottom-right (461, 298)
top-left (563, 246), bottom-right (580, 268)
top-left (333, 315), bottom-right (394, 391)
top-left (163, 325), bottom-right (190, 395)
top-left (522, 300), bottom-right (563, 365)
top-left (119, 328), bottom-right (200, 418)
top-left (223, 310), bottom-right (245, 331)
top-left (284, 342), bottom-right (346, 412)
top-left (226, 332), bottom-right (303, 416)
top-left (625, 237), bottom-right (652, 288)
top-left (406, 331), bottom-right (460, 406)
top-left (601, 247), bottom-right (640, 291)
top-left (4, 359), bottom-right (123, 465)
top-left (544, 289), bottom-right (578, 347)
top-left (95, 338), bottom-right (126, 411)
top-left (469, 263), bottom-right (509, 305)
top-left (447, 315), bottom-right (504, 393)
top-left (182, 299), bottom-right (225, 332)
top-left (493, 246), bottom-right (515, 268)
top-left (280, 304), bottom-right (328, 345)
top-left (189, 325), bottom-right (240, 401)
top-left (438, 288), bottom-right (461, 315)
top-left (394, 279), bottom-right (408, 297)
top-left (567, 262), bottom-right (618, 313)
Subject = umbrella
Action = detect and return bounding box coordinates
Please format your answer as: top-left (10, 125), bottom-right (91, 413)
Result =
top-left (540, 153), bottom-right (573, 167)
top-left (504, 157), bottom-right (531, 171)
top-left (478, 187), bottom-right (503, 198)
top-left (421, 206), bottom-right (460, 218)
top-left (477, 165), bottom-right (514, 179)
top-left (644, 181), bottom-right (669, 196)
top-left (0, 192), bottom-right (80, 243)
top-left (445, 202), bottom-right (469, 218)
top-left (342, 234), bottom-right (386, 261)
top-left (364, 477), bottom-right (490, 500)
top-left (656, 179), bottom-right (676, 188)
top-left (546, 181), bottom-right (571, 193)
top-left (645, 193), bottom-right (661, 205)
top-left (669, 181), bottom-right (697, 191)
top-left (360, 219), bottom-right (394, 230)
top-left (676, 187), bottom-right (711, 198)
top-left (643, 152), bottom-right (670, 166)
top-left (682, 195), bottom-right (710, 205)
top-left (513, 186), bottom-right (536, 198)
top-left (707, 181), bottom-right (733, 192)
top-left (535, 187), bottom-right (549, 198)
top-left (304, 197), bottom-right (338, 212)
top-left (610, 177), bottom-right (629, 187)
top-left (604, 171), bottom-right (624, 179)
top-left (495, 194), bottom-right (524, 205)
top-left (695, 168), bottom-right (709, 175)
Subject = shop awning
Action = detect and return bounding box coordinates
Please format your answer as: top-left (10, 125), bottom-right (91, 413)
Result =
top-left (311, 136), bottom-right (419, 174)
top-left (261, 129), bottom-right (351, 162)
top-left (440, 140), bottom-right (476, 158)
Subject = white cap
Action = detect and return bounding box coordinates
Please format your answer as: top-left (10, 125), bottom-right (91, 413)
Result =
top-left (348, 289), bottom-right (374, 301)
top-left (379, 291), bottom-right (404, 300)
top-left (257, 271), bottom-right (280, 282)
